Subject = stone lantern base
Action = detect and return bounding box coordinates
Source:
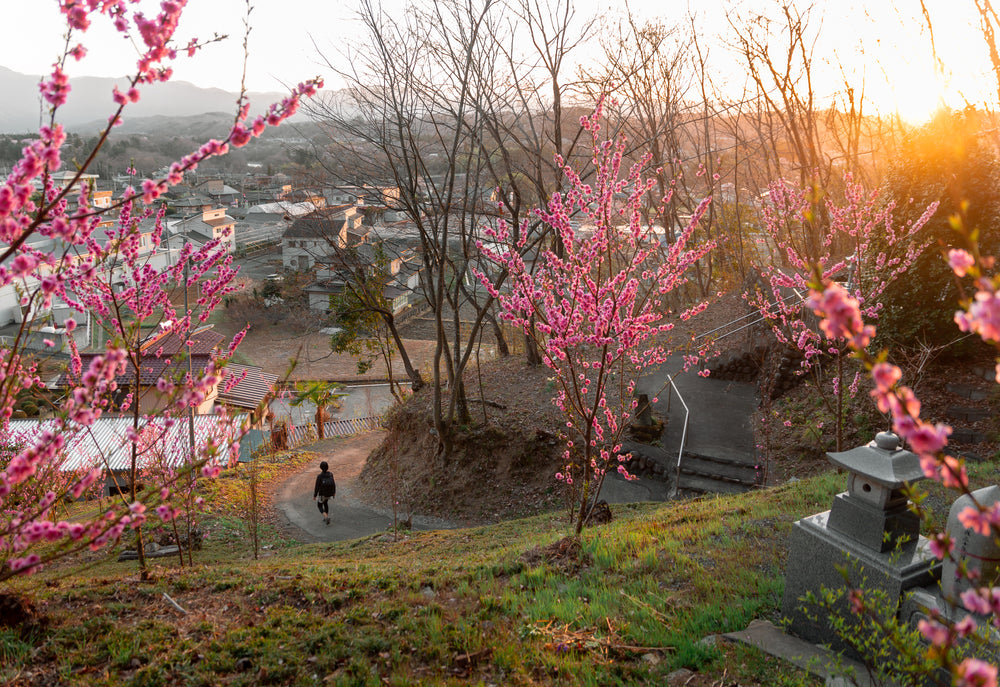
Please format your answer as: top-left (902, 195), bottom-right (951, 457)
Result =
top-left (781, 509), bottom-right (941, 653)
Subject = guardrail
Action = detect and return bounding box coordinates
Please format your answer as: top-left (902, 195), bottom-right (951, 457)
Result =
top-left (694, 290), bottom-right (806, 345)
top-left (286, 415), bottom-right (384, 445)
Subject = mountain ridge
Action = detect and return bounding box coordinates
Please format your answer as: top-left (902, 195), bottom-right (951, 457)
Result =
top-left (0, 66), bottom-right (311, 135)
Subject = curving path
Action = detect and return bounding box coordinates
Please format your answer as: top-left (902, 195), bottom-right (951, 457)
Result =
top-left (273, 431), bottom-right (457, 542)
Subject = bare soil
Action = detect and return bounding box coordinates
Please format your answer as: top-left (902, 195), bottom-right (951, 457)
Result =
top-left (211, 291), bottom-right (438, 384)
top-left (355, 356), bottom-right (571, 526)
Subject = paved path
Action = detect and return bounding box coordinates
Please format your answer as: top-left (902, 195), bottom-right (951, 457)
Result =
top-left (641, 356), bottom-right (758, 466)
top-left (273, 432), bottom-right (456, 542)
top-left (598, 354), bottom-right (759, 499)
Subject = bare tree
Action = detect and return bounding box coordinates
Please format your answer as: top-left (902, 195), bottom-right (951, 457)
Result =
top-left (726, 1), bottom-right (832, 261)
top-left (307, 0), bottom-right (598, 458)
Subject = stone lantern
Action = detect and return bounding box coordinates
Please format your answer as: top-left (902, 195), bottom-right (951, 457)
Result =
top-left (824, 431), bottom-right (924, 552)
top-left (781, 432), bottom-right (942, 650)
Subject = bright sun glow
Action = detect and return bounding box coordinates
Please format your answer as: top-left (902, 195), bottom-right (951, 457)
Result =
top-left (0, 0), bottom-right (998, 116)
top-left (845, 3), bottom-right (998, 125)
top-left (880, 67), bottom-right (956, 126)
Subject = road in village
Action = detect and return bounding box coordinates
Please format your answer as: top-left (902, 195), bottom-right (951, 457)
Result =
top-left (272, 431), bottom-right (458, 542)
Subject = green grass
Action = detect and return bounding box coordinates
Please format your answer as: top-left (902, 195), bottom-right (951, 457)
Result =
top-left (7, 458), bottom-right (996, 685)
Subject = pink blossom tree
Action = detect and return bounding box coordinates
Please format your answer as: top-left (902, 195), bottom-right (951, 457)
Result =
top-left (0, 1), bottom-right (320, 583)
top-left (479, 102), bottom-right (713, 535)
top-left (805, 236), bottom-right (1000, 684)
top-left (746, 175), bottom-right (936, 451)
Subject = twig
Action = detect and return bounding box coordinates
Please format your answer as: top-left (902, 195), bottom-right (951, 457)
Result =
top-left (162, 592), bottom-right (188, 615)
top-left (608, 643), bottom-right (675, 653)
top-left (620, 590), bottom-right (675, 622)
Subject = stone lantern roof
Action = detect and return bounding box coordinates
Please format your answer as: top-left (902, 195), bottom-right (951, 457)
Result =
top-left (826, 431), bottom-right (926, 490)
top-left (825, 432), bottom-right (924, 552)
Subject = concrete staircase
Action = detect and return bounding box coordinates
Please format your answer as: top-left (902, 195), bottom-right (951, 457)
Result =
top-left (675, 451), bottom-right (763, 496)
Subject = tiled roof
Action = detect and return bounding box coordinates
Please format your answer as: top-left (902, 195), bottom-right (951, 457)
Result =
top-left (285, 207), bottom-right (357, 238)
top-left (56, 355), bottom-right (213, 387)
top-left (219, 364), bottom-right (277, 409)
top-left (140, 327), bottom-right (225, 355)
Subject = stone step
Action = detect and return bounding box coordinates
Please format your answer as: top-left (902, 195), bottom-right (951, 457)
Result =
top-left (945, 383), bottom-right (991, 402)
top-left (951, 428), bottom-right (993, 444)
top-left (947, 406), bottom-right (992, 422)
top-left (676, 473), bottom-right (755, 496)
top-left (679, 453), bottom-right (761, 486)
top-left (972, 366), bottom-right (998, 382)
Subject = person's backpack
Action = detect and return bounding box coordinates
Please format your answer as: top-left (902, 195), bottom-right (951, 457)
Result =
top-left (318, 471), bottom-right (336, 498)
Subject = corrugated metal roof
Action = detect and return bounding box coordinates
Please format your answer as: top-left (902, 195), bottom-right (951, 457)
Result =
top-left (6, 414), bottom-right (246, 472)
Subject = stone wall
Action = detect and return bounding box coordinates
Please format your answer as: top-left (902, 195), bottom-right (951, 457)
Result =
top-left (706, 343), bottom-right (808, 399)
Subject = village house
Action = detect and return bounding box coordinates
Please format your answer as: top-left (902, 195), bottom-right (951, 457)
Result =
top-left (302, 239), bottom-right (422, 316)
top-left (193, 178), bottom-right (240, 205)
top-left (0, 173), bottom-right (176, 341)
top-left (54, 326), bottom-right (275, 419)
top-left (168, 206), bottom-right (237, 254)
top-left (281, 205), bottom-right (365, 272)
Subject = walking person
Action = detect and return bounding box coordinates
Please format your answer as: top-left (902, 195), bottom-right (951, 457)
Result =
top-left (313, 461), bottom-right (336, 526)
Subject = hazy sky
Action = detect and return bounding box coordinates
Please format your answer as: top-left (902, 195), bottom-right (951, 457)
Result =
top-left (0, 0), bottom-right (996, 123)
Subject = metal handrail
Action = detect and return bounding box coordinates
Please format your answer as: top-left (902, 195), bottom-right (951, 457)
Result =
top-left (668, 374), bottom-right (690, 498)
top-left (694, 290), bottom-right (805, 341)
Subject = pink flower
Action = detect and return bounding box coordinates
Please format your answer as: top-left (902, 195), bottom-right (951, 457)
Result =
top-left (918, 618), bottom-right (950, 646)
top-left (65, 6), bottom-right (90, 29)
top-left (8, 554), bottom-right (41, 574)
top-left (230, 123), bottom-right (252, 148)
top-left (928, 532), bottom-right (954, 559)
top-left (40, 67), bottom-right (71, 107)
top-left (847, 589), bottom-right (864, 615)
top-left (904, 421), bottom-right (951, 456)
top-left (962, 589), bottom-right (992, 616)
top-left (953, 616), bottom-right (978, 638)
top-left (949, 249), bottom-right (976, 277)
top-left (956, 658), bottom-right (998, 687)
top-left (958, 506), bottom-right (997, 537)
top-left (871, 362), bottom-right (901, 392)
top-left (957, 290), bottom-right (1000, 343)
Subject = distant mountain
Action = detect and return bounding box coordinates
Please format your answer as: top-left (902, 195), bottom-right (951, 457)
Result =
top-left (0, 66), bottom-right (317, 135)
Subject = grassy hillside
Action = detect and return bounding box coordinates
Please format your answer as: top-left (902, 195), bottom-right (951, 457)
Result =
top-left (5, 440), bottom-right (997, 686)
top-left (1, 461), bottom-right (855, 687)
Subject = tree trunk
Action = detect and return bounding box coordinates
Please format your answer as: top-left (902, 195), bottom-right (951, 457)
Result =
top-left (315, 406), bottom-right (326, 440)
top-left (486, 310), bottom-right (509, 358)
top-left (525, 315), bottom-right (542, 366)
top-left (384, 313), bottom-right (424, 391)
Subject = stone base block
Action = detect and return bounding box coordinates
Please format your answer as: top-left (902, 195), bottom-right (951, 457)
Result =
top-left (827, 493), bottom-right (920, 552)
top-left (781, 511), bottom-right (941, 653)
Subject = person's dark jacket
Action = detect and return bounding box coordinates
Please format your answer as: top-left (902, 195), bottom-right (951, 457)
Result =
top-left (314, 470), bottom-right (336, 499)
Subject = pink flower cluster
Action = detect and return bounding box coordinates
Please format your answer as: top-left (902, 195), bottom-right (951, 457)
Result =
top-left (479, 97), bottom-right (714, 529)
top-left (747, 175), bottom-right (933, 390)
top-left (1, 1), bottom-right (317, 582)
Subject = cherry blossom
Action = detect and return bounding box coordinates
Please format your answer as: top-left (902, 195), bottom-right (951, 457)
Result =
top-left (0, 1), bottom-right (319, 580)
top-left (480, 99), bottom-right (713, 534)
